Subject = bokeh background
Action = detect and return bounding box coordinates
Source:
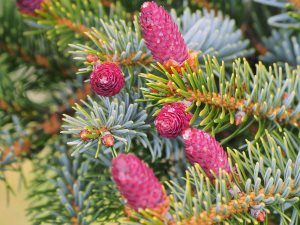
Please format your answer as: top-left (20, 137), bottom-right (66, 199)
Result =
top-left (0, 161), bottom-right (31, 225)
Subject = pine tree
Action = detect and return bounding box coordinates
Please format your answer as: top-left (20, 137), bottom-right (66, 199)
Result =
top-left (0, 0), bottom-right (299, 224)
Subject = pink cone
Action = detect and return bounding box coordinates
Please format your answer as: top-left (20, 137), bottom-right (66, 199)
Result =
top-left (155, 102), bottom-right (192, 138)
top-left (112, 153), bottom-right (166, 211)
top-left (139, 1), bottom-right (189, 64)
top-left (90, 62), bottom-right (125, 97)
top-left (183, 128), bottom-right (231, 179)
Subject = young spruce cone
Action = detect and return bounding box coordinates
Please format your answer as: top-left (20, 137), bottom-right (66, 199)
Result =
top-left (90, 62), bottom-right (125, 97)
top-left (140, 1), bottom-right (189, 64)
top-left (155, 102), bottom-right (191, 138)
top-left (183, 128), bottom-right (231, 179)
top-left (112, 153), bottom-right (169, 214)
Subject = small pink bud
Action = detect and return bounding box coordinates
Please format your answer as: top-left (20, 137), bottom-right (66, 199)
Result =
top-left (80, 129), bottom-right (92, 142)
top-left (86, 54), bottom-right (99, 63)
top-left (250, 208), bottom-right (266, 222)
top-left (235, 111), bottom-right (246, 125)
top-left (101, 132), bottom-right (115, 147)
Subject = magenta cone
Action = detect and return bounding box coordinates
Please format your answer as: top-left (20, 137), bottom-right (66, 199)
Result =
top-left (140, 1), bottom-right (189, 64)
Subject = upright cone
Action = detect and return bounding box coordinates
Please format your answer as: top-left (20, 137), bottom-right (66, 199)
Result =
top-left (183, 128), bottom-right (231, 179)
top-left (139, 1), bottom-right (189, 64)
top-left (112, 153), bottom-right (168, 213)
top-left (90, 62), bottom-right (125, 97)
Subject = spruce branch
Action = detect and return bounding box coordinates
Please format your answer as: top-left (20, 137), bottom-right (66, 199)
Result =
top-left (61, 93), bottom-right (150, 158)
top-left (0, 0), bottom-right (72, 75)
top-left (127, 130), bottom-right (300, 224)
top-left (0, 54), bottom-right (90, 156)
top-left (70, 17), bottom-right (153, 73)
top-left (171, 8), bottom-right (254, 64)
top-left (61, 91), bottom-right (186, 160)
top-left (176, 179), bottom-right (299, 225)
top-left (187, 91), bottom-right (298, 126)
top-left (29, 0), bottom-right (128, 51)
top-left (254, 0), bottom-right (300, 29)
top-left (27, 140), bottom-right (123, 224)
top-left (0, 116), bottom-right (30, 195)
top-left (71, 6), bottom-right (254, 78)
top-left (141, 56), bottom-right (300, 137)
top-left (0, 43), bottom-right (50, 69)
top-left (261, 30), bottom-right (300, 67)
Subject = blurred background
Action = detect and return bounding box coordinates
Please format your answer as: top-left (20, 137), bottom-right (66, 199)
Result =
top-left (0, 161), bottom-right (31, 225)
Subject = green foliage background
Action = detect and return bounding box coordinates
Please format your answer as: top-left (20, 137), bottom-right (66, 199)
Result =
top-left (0, 0), bottom-right (299, 224)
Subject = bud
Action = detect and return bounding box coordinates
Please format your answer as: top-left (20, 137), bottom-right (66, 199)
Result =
top-left (80, 129), bottom-right (92, 142)
top-left (101, 132), bottom-right (115, 147)
top-left (250, 208), bottom-right (266, 222)
top-left (139, 1), bottom-right (189, 64)
top-left (235, 111), bottom-right (246, 126)
top-left (86, 54), bottom-right (99, 63)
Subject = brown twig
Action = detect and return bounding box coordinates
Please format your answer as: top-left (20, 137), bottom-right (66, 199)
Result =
top-left (106, 52), bottom-right (154, 66)
top-left (65, 182), bottom-right (80, 225)
top-left (180, 181), bottom-right (296, 225)
top-left (55, 17), bottom-right (91, 36)
top-left (187, 90), bottom-right (300, 127)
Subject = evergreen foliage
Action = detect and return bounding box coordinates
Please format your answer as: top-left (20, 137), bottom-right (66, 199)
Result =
top-left (126, 130), bottom-right (300, 224)
top-left (141, 56), bottom-right (299, 142)
top-left (261, 30), bottom-right (300, 66)
top-left (27, 140), bottom-right (123, 224)
top-left (62, 93), bottom-right (150, 158)
top-left (171, 8), bottom-right (254, 64)
top-left (0, 0), bottom-right (299, 225)
top-left (255, 0), bottom-right (300, 29)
